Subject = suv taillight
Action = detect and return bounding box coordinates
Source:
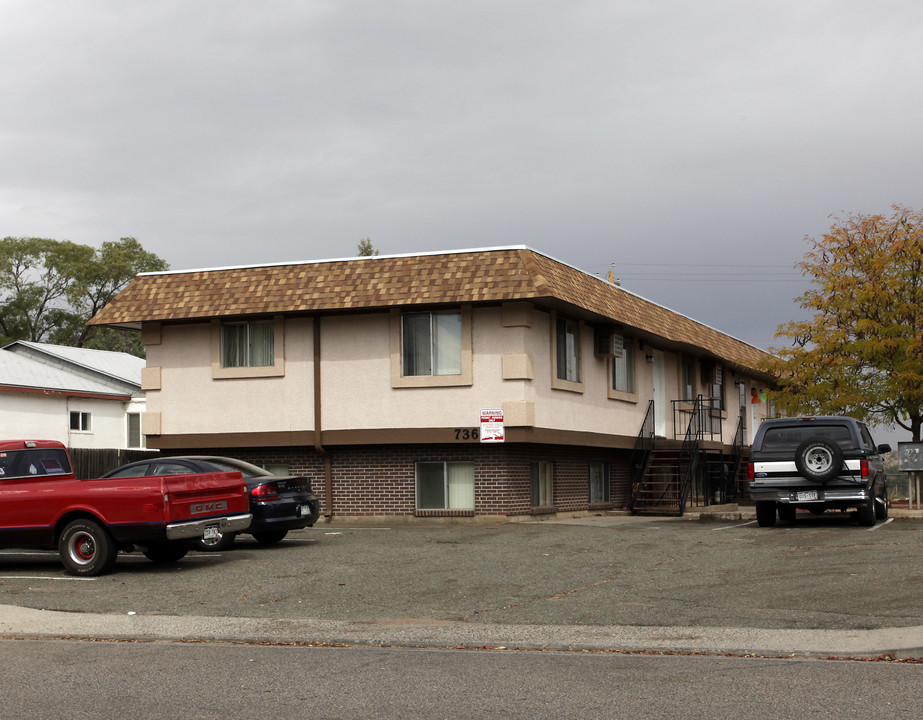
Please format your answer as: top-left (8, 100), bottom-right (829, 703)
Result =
top-left (747, 462), bottom-right (755, 480)
top-left (861, 459), bottom-right (869, 479)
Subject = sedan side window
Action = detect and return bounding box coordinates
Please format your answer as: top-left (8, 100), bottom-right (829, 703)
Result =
top-left (107, 465), bottom-right (152, 478)
top-left (154, 463), bottom-right (196, 475)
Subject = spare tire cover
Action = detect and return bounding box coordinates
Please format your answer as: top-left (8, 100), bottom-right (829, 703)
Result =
top-left (794, 437), bottom-right (844, 483)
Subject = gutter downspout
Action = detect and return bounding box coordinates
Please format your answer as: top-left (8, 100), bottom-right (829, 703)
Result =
top-left (313, 317), bottom-right (333, 520)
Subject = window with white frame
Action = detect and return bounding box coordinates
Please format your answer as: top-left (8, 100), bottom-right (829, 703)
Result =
top-left (69, 411), bottom-right (91, 432)
top-left (611, 339), bottom-right (635, 393)
top-left (530, 461), bottom-right (553, 507)
top-left (589, 462), bottom-right (610, 504)
top-left (416, 461), bottom-right (475, 510)
top-left (221, 320), bottom-right (275, 368)
top-left (402, 312), bottom-right (462, 377)
top-left (555, 318), bottom-right (581, 383)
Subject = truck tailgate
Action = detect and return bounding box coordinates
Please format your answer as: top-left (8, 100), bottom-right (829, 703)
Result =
top-left (163, 471), bottom-right (249, 524)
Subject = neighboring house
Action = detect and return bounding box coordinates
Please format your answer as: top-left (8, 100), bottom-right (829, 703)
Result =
top-left (88, 246), bottom-right (775, 519)
top-left (0, 341), bottom-right (146, 449)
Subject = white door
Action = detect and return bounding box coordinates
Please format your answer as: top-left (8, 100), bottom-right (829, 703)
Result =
top-left (652, 351), bottom-right (666, 437)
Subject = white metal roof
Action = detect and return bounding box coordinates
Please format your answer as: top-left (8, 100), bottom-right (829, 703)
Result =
top-left (0, 341), bottom-right (144, 396)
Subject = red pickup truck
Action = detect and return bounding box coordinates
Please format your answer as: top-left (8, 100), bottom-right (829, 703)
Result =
top-left (0, 440), bottom-right (252, 576)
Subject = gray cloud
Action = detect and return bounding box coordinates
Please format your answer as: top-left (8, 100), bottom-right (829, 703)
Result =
top-left (3, 0), bottom-right (923, 352)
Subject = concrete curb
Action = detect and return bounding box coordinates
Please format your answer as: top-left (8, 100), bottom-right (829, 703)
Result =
top-left (3, 604), bottom-right (922, 659)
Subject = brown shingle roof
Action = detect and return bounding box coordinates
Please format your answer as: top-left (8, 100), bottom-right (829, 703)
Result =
top-left (89, 246), bottom-right (769, 372)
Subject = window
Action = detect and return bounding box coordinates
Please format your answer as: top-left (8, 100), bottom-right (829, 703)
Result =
top-left (127, 413), bottom-right (143, 448)
top-left (555, 318), bottom-right (581, 383)
top-left (416, 462), bottom-right (475, 510)
top-left (69, 411), bottom-right (91, 432)
top-left (402, 312), bottom-right (462, 377)
top-left (710, 365), bottom-right (725, 411)
top-left (106, 464), bottom-right (153, 478)
top-left (391, 307), bottom-right (471, 388)
top-left (612, 340), bottom-right (635, 393)
top-left (681, 357), bottom-right (696, 401)
top-left (759, 424), bottom-right (857, 453)
top-left (589, 462), bottom-right (611, 504)
top-left (0, 448), bottom-right (71, 479)
top-left (530, 461), bottom-right (553, 507)
top-left (221, 320), bottom-right (275, 368)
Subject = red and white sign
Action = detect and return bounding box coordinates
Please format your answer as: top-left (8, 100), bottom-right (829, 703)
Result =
top-left (480, 408), bottom-right (504, 443)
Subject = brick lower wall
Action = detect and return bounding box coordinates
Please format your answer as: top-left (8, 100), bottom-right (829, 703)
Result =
top-left (182, 443), bottom-right (632, 518)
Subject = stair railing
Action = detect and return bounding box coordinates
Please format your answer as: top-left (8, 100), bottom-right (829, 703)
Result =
top-left (675, 400), bottom-right (705, 516)
top-left (628, 400), bottom-right (656, 513)
top-left (727, 415), bottom-right (746, 502)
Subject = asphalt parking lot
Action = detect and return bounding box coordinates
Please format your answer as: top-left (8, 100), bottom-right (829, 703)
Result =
top-left (2, 513), bottom-right (922, 635)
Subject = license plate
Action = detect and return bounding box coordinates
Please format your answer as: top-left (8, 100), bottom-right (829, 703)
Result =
top-left (203, 524), bottom-right (220, 540)
top-left (298, 505), bottom-right (310, 517)
top-left (796, 490), bottom-right (819, 502)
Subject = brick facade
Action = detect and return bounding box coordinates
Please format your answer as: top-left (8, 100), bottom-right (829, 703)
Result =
top-left (186, 443), bottom-right (632, 518)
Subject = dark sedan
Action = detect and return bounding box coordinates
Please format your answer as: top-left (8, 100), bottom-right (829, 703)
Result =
top-left (101, 456), bottom-right (320, 551)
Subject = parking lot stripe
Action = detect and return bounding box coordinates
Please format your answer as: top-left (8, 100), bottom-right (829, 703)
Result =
top-left (0, 576), bottom-right (95, 581)
top-left (867, 517), bottom-right (894, 531)
top-left (712, 520), bottom-right (758, 530)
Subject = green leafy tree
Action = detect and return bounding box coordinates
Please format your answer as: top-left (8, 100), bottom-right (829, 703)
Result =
top-left (0, 237), bottom-right (92, 344)
top-left (0, 236), bottom-right (168, 355)
top-left (764, 206), bottom-right (923, 440)
top-left (357, 238), bottom-right (380, 256)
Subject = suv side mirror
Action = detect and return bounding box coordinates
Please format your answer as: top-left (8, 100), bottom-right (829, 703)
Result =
top-left (878, 443), bottom-right (892, 454)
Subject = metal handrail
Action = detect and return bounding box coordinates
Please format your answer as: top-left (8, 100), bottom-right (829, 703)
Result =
top-left (628, 400), bottom-right (655, 512)
top-left (675, 401), bottom-right (704, 516)
top-left (727, 415), bottom-right (746, 501)
top-left (672, 396), bottom-right (723, 442)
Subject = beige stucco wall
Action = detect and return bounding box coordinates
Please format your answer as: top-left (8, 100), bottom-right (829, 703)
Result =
top-left (145, 318), bottom-right (315, 436)
top-left (142, 307), bottom-right (771, 443)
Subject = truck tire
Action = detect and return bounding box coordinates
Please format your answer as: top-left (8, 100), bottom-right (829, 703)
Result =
top-left (58, 519), bottom-right (118, 576)
top-left (143, 542), bottom-right (190, 564)
top-left (755, 501), bottom-right (777, 527)
top-left (794, 438), bottom-right (843, 483)
top-left (875, 492), bottom-right (889, 520)
top-left (856, 494), bottom-right (876, 526)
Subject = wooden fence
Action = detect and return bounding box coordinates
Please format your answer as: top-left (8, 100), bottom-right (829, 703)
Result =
top-left (69, 447), bottom-right (160, 479)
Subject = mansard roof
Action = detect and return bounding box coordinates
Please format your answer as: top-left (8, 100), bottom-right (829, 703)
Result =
top-left (89, 246), bottom-right (769, 373)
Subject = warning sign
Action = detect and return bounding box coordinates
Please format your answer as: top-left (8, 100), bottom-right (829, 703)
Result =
top-left (480, 408), bottom-right (504, 443)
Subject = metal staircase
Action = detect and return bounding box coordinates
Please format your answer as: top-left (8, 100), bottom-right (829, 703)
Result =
top-left (630, 396), bottom-right (741, 516)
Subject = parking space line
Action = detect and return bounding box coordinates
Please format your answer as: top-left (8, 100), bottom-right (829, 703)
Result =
top-left (868, 517), bottom-right (894, 531)
top-left (0, 576), bottom-right (94, 581)
top-left (713, 520), bottom-right (758, 530)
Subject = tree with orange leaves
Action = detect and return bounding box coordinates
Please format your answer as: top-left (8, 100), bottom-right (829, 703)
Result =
top-left (764, 206), bottom-right (923, 441)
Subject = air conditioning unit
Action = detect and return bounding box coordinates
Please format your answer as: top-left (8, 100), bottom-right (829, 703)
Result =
top-left (594, 329), bottom-right (624, 358)
top-left (702, 362), bottom-right (724, 385)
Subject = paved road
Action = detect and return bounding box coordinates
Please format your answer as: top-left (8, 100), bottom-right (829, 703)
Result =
top-left (4, 638), bottom-right (922, 720)
top-left (2, 513), bottom-right (922, 658)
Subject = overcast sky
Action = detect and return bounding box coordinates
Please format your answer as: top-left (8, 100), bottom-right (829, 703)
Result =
top-left (3, 0), bottom-right (923, 354)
